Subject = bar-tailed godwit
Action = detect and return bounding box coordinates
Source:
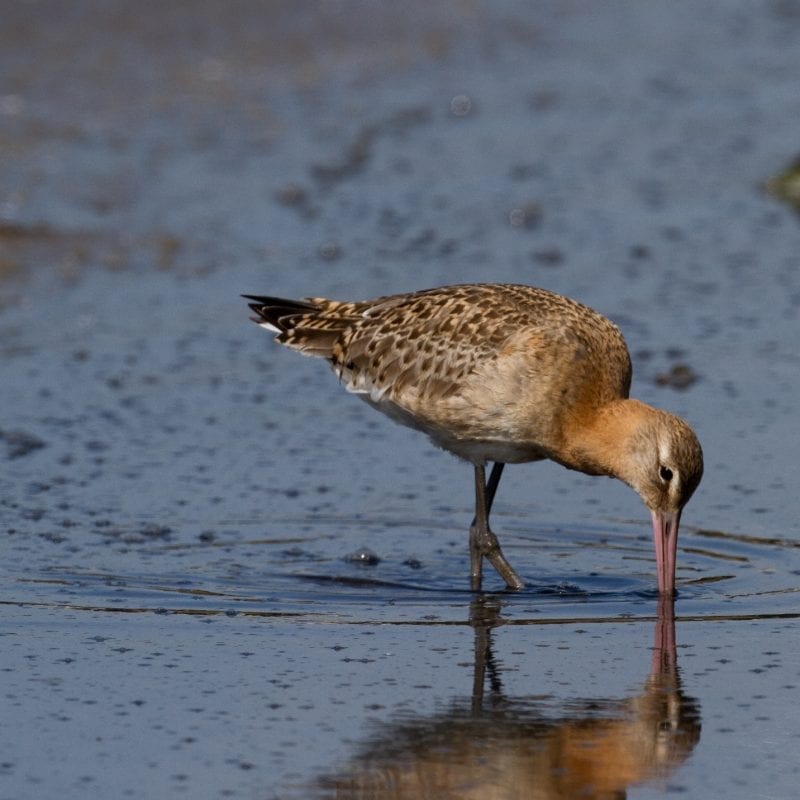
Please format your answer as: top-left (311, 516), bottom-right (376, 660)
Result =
top-left (244, 284), bottom-right (703, 594)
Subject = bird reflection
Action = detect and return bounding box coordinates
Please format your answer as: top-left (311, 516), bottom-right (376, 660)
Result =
top-left (317, 598), bottom-right (700, 799)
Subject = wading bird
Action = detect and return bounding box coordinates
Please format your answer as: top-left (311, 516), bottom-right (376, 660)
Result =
top-left (244, 284), bottom-right (702, 594)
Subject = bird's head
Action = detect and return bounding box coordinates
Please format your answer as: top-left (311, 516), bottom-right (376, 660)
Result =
top-left (625, 410), bottom-right (703, 594)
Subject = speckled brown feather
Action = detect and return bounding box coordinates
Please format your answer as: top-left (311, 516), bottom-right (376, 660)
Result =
top-left (253, 285), bottom-right (627, 393)
top-left (248, 284), bottom-right (633, 462)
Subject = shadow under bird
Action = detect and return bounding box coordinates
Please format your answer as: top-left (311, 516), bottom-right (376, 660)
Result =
top-left (244, 283), bottom-right (703, 594)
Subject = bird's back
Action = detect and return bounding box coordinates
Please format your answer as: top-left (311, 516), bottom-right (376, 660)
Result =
top-left (249, 284), bottom-right (632, 463)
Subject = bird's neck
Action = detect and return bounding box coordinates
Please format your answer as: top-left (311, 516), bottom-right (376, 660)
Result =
top-left (560, 398), bottom-right (655, 483)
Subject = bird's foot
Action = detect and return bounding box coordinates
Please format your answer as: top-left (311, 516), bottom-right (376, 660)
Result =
top-left (469, 523), bottom-right (525, 591)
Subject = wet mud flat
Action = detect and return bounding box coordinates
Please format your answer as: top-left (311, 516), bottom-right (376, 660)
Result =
top-left (3, 600), bottom-right (799, 799)
top-left (2, 1), bottom-right (800, 798)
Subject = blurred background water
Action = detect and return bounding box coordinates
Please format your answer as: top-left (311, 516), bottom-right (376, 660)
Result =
top-left (1, 1), bottom-right (800, 797)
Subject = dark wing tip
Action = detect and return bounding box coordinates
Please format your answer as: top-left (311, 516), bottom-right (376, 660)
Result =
top-left (242, 294), bottom-right (318, 331)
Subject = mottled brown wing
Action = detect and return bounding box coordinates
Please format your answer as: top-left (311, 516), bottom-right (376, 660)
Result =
top-left (330, 285), bottom-right (541, 403)
top-left (248, 284), bottom-right (629, 407)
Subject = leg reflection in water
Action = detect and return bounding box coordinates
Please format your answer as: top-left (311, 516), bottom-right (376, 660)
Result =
top-left (318, 598), bottom-right (701, 799)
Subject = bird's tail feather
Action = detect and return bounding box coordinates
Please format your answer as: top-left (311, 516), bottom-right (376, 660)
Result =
top-left (242, 295), bottom-right (318, 332)
top-left (243, 294), bottom-right (352, 358)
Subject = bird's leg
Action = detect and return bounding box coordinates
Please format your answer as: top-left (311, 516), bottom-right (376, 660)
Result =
top-left (484, 462), bottom-right (505, 517)
top-left (470, 463), bottom-right (524, 591)
top-left (469, 463), bottom-right (504, 584)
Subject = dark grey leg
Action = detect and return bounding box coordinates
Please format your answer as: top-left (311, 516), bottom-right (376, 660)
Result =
top-left (484, 462), bottom-right (505, 517)
top-left (469, 463), bottom-right (524, 591)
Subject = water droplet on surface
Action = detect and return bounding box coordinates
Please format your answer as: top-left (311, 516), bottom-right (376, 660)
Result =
top-left (450, 94), bottom-right (472, 116)
top-left (345, 547), bottom-right (381, 566)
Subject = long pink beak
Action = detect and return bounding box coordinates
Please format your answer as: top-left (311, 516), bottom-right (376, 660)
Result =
top-left (651, 509), bottom-right (681, 594)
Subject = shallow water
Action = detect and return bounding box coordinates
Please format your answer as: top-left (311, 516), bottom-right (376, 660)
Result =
top-left (2, 1), bottom-right (800, 798)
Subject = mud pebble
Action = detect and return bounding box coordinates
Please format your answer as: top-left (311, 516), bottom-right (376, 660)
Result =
top-left (509, 162), bottom-right (542, 180)
top-left (140, 523), bottom-right (172, 539)
top-left (450, 94), bottom-right (473, 116)
top-left (0, 429), bottom-right (46, 459)
top-left (85, 440), bottom-right (109, 452)
top-left (655, 363), bottom-right (699, 390)
top-left (156, 235), bottom-right (181, 269)
top-left (275, 183), bottom-right (307, 207)
top-left (345, 547), bottom-right (381, 566)
top-left (765, 155), bottom-right (800, 210)
top-left (318, 241), bottom-right (342, 261)
top-left (531, 247), bottom-right (564, 266)
top-left (509, 201), bottom-right (542, 229)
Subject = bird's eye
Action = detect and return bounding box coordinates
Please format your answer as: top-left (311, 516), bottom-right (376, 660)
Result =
top-left (659, 466), bottom-right (673, 482)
